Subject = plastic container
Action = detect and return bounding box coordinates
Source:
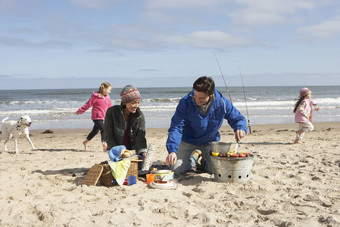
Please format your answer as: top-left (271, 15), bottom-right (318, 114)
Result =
top-left (211, 155), bottom-right (254, 183)
top-left (146, 174), bottom-right (155, 185)
top-left (151, 170), bottom-right (174, 183)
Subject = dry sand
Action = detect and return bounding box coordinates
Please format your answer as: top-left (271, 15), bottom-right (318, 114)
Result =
top-left (0, 122), bottom-right (339, 226)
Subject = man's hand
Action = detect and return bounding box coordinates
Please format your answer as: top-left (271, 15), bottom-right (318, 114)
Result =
top-left (235, 129), bottom-right (246, 142)
top-left (166, 152), bottom-right (177, 166)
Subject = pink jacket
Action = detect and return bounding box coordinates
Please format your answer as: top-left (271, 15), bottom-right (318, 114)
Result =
top-left (295, 99), bottom-right (314, 123)
top-left (77, 92), bottom-right (112, 120)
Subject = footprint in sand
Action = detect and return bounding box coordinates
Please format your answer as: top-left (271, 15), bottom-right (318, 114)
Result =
top-left (192, 186), bottom-right (204, 193)
top-left (257, 208), bottom-right (277, 215)
top-left (182, 192), bottom-right (192, 198)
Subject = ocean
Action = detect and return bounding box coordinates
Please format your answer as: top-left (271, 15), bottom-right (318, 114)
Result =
top-left (0, 86), bottom-right (339, 130)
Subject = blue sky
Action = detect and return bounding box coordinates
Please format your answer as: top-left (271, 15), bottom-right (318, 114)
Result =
top-left (0, 0), bottom-right (339, 89)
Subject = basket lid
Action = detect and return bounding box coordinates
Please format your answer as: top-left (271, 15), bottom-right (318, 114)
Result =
top-left (83, 164), bottom-right (103, 186)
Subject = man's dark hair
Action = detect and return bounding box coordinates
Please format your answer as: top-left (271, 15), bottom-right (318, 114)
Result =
top-left (193, 76), bottom-right (215, 96)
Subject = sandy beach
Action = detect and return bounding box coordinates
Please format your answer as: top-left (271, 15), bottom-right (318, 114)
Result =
top-left (0, 122), bottom-right (339, 226)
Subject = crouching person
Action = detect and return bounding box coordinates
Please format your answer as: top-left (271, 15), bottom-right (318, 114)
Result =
top-left (104, 85), bottom-right (147, 169)
top-left (166, 76), bottom-right (248, 175)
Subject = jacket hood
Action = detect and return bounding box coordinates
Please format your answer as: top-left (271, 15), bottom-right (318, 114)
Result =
top-left (92, 91), bottom-right (109, 99)
top-left (188, 88), bottom-right (225, 113)
top-left (92, 91), bottom-right (101, 97)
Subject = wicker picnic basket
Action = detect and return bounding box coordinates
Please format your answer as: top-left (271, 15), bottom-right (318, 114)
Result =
top-left (100, 156), bottom-right (139, 187)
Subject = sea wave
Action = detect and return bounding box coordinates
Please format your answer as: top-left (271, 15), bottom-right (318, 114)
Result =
top-left (1, 97), bottom-right (339, 117)
top-left (2, 97), bottom-right (339, 108)
top-left (1, 86), bottom-right (339, 130)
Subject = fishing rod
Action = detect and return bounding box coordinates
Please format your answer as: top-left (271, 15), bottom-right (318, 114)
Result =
top-left (239, 68), bottom-right (252, 134)
top-left (213, 51), bottom-right (233, 103)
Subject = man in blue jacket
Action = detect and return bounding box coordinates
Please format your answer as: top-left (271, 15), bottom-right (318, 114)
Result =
top-left (166, 76), bottom-right (247, 175)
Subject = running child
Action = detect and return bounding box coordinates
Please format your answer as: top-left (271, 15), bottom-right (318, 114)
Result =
top-left (293, 87), bottom-right (320, 144)
top-left (76, 82), bottom-right (112, 151)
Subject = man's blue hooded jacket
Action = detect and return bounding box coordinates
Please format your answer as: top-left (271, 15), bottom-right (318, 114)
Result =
top-left (166, 88), bottom-right (247, 154)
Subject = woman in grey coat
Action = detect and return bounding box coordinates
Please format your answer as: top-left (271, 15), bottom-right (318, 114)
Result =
top-left (104, 85), bottom-right (147, 159)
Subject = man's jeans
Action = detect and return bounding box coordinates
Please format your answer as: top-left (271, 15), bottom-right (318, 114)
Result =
top-left (172, 141), bottom-right (213, 175)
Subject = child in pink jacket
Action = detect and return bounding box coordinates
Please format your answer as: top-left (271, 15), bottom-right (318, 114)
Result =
top-left (293, 88), bottom-right (320, 144)
top-left (76, 82), bottom-right (112, 151)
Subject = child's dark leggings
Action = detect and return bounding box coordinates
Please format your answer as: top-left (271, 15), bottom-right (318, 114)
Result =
top-left (87, 120), bottom-right (105, 142)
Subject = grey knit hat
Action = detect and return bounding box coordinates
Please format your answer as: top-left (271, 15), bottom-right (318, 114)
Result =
top-left (120, 85), bottom-right (141, 104)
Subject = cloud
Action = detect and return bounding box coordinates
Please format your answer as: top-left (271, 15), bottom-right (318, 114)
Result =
top-left (0, 36), bottom-right (32, 46)
top-left (163, 31), bottom-right (257, 48)
top-left (0, 0), bottom-right (18, 11)
top-left (68, 0), bottom-right (121, 8)
top-left (138, 68), bottom-right (159, 72)
top-left (0, 36), bottom-right (74, 48)
top-left (142, 0), bottom-right (232, 27)
top-left (145, 0), bottom-right (221, 9)
top-left (230, 0), bottom-right (318, 26)
top-left (105, 24), bottom-right (164, 50)
top-left (40, 40), bottom-right (74, 48)
top-left (86, 47), bottom-right (123, 54)
top-left (235, 0), bottom-right (316, 13)
top-left (0, 73), bottom-right (32, 79)
top-left (0, 74), bottom-right (13, 78)
top-left (298, 18), bottom-right (340, 38)
top-left (110, 37), bottom-right (159, 50)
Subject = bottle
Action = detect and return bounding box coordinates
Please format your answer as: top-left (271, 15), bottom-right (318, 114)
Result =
top-left (141, 144), bottom-right (155, 171)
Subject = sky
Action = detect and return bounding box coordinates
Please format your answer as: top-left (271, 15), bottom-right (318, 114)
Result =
top-left (0, 0), bottom-right (339, 89)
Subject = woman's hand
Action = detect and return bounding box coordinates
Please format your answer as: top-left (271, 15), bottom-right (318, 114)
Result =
top-left (166, 152), bottom-right (177, 166)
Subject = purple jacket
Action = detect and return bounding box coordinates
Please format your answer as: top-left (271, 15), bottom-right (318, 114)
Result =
top-left (77, 92), bottom-right (112, 120)
top-left (295, 99), bottom-right (314, 123)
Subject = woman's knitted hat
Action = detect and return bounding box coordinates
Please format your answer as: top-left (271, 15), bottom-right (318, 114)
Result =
top-left (120, 85), bottom-right (141, 104)
top-left (299, 87), bottom-right (311, 97)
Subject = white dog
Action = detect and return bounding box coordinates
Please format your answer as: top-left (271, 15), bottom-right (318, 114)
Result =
top-left (0, 115), bottom-right (36, 153)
